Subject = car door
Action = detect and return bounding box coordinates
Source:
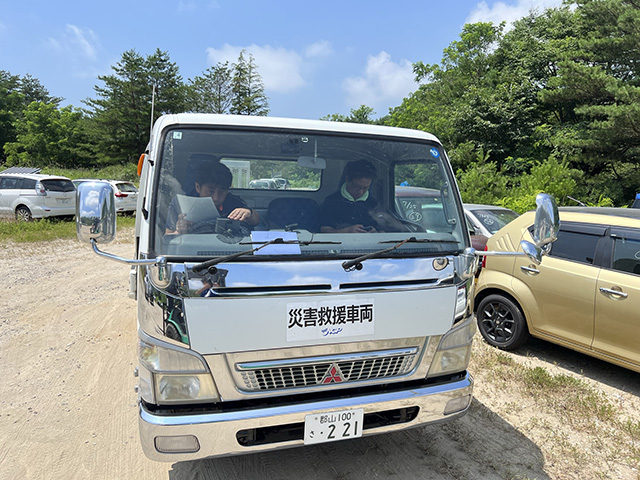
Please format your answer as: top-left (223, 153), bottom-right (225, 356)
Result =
top-left (512, 222), bottom-right (606, 348)
top-left (0, 176), bottom-right (21, 215)
top-left (592, 226), bottom-right (640, 369)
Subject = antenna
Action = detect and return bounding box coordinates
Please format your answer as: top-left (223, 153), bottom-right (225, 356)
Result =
top-left (149, 83), bottom-right (156, 140)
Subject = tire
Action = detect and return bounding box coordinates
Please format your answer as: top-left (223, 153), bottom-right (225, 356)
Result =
top-left (15, 206), bottom-right (33, 222)
top-left (476, 294), bottom-right (529, 350)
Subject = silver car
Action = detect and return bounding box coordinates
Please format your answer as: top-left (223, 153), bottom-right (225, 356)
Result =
top-left (464, 203), bottom-right (519, 238)
top-left (0, 173), bottom-right (76, 221)
top-left (73, 179), bottom-right (138, 213)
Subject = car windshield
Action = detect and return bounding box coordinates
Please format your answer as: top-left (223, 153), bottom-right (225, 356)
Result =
top-left (151, 127), bottom-right (467, 260)
top-left (470, 208), bottom-right (519, 234)
top-left (41, 179), bottom-right (75, 192)
top-left (116, 182), bottom-right (138, 192)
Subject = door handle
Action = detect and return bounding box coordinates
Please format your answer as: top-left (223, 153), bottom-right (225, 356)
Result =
top-left (520, 265), bottom-right (540, 275)
top-left (599, 287), bottom-right (628, 298)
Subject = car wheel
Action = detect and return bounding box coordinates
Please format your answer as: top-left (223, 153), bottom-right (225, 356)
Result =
top-left (476, 294), bottom-right (529, 350)
top-left (15, 206), bottom-right (33, 222)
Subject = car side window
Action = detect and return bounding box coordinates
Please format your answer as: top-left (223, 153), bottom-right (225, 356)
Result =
top-left (22, 178), bottom-right (36, 189)
top-left (0, 177), bottom-right (22, 189)
top-left (549, 228), bottom-right (602, 265)
top-left (612, 236), bottom-right (640, 276)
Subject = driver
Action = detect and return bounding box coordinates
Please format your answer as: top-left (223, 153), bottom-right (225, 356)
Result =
top-left (165, 162), bottom-right (260, 235)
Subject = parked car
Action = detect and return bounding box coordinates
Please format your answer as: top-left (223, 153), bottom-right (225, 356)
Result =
top-left (0, 172), bottom-right (75, 221)
top-left (73, 179), bottom-right (138, 213)
top-left (272, 178), bottom-right (291, 189)
top-left (249, 179), bottom-right (277, 189)
top-left (394, 187), bottom-right (498, 250)
top-left (475, 207), bottom-right (640, 372)
top-left (464, 204), bottom-right (519, 238)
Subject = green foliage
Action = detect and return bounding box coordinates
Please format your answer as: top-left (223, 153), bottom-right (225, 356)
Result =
top-left (230, 50), bottom-right (269, 116)
top-left (0, 215), bottom-right (135, 243)
top-left (321, 105), bottom-right (379, 124)
top-left (187, 62), bottom-right (233, 114)
top-left (42, 163), bottom-right (139, 183)
top-left (4, 102), bottom-right (94, 169)
top-left (457, 160), bottom-right (509, 205)
top-left (84, 49), bottom-right (186, 164)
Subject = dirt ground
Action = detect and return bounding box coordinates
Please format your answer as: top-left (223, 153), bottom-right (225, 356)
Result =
top-left (1, 231), bottom-right (638, 480)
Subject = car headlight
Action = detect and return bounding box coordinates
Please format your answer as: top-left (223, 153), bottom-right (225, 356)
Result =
top-left (138, 333), bottom-right (219, 404)
top-left (427, 316), bottom-right (475, 378)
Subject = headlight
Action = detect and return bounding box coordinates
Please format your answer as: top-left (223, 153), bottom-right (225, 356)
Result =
top-left (138, 333), bottom-right (219, 404)
top-left (427, 316), bottom-right (475, 378)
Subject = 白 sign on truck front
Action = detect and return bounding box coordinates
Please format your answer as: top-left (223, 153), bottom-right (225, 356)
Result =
top-left (76, 114), bottom-right (558, 461)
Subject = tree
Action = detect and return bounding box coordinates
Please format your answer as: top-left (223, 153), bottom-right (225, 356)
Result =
top-left (187, 62), bottom-right (233, 113)
top-left (230, 50), bottom-right (269, 116)
top-left (4, 102), bottom-right (94, 168)
top-left (0, 71), bottom-right (61, 165)
top-left (321, 105), bottom-right (379, 124)
top-left (84, 49), bottom-right (186, 163)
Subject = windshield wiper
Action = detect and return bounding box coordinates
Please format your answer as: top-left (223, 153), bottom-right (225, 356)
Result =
top-left (192, 238), bottom-right (342, 274)
top-left (342, 236), bottom-right (457, 272)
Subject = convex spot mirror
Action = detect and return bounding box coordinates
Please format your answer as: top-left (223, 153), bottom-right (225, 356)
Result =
top-left (76, 181), bottom-right (117, 244)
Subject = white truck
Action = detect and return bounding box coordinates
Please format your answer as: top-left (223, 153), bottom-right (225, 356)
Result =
top-left (75, 114), bottom-right (557, 461)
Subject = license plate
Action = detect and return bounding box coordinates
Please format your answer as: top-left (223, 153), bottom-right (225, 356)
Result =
top-left (57, 198), bottom-right (70, 204)
top-left (303, 408), bottom-right (364, 445)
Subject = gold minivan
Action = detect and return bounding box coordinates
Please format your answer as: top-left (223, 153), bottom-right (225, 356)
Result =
top-left (475, 207), bottom-right (640, 372)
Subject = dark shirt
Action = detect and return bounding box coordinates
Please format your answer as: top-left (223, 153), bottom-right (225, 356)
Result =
top-left (166, 192), bottom-right (247, 231)
top-left (319, 191), bottom-right (380, 230)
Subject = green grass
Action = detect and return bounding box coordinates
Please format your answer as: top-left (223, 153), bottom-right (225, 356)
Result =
top-left (0, 215), bottom-right (136, 243)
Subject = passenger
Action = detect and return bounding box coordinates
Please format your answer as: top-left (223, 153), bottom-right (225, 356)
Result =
top-left (165, 162), bottom-right (260, 235)
top-left (319, 159), bottom-right (381, 233)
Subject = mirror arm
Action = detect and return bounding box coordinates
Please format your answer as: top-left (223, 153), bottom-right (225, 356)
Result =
top-left (90, 238), bottom-right (166, 267)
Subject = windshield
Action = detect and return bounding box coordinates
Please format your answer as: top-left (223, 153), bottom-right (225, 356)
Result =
top-left (41, 179), bottom-right (75, 192)
top-left (151, 126), bottom-right (467, 260)
top-left (470, 208), bottom-right (519, 234)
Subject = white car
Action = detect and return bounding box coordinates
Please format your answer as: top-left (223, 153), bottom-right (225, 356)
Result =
top-left (464, 204), bottom-right (519, 238)
top-left (73, 179), bottom-right (139, 213)
top-left (0, 172), bottom-right (76, 221)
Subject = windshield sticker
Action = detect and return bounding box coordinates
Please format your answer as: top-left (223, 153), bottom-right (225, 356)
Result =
top-left (286, 298), bottom-right (374, 341)
top-left (172, 131), bottom-right (183, 140)
top-left (430, 148), bottom-right (440, 158)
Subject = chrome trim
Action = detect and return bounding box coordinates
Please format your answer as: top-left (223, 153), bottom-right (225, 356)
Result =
top-left (237, 348), bottom-right (419, 392)
top-left (138, 373), bottom-right (473, 461)
top-left (236, 347), bottom-right (418, 370)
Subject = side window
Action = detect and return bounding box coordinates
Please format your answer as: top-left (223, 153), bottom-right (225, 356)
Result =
top-left (612, 236), bottom-right (640, 276)
top-left (549, 229), bottom-right (602, 264)
top-left (0, 177), bottom-right (22, 189)
top-left (22, 178), bottom-right (36, 189)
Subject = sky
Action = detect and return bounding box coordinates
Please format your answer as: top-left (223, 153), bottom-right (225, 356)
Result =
top-left (0, 0), bottom-right (563, 120)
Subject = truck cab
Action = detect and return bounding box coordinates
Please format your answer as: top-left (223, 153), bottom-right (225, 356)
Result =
top-left (78, 114), bottom-right (486, 461)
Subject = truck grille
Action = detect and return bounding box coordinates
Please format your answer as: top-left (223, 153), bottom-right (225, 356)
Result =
top-left (238, 349), bottom-right (417, 391)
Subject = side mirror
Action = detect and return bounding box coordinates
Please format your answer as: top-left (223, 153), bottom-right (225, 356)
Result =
top-left (76, 182), bottom-right (117, 244)
top-left (519, 193), bottom-right (559, 264)
top-left (478, 193), bottom-right (559, 265)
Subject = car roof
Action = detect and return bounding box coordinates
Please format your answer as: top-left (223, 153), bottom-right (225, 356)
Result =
top-left (0, 173), bottom-right (71, 181)
top-left (558, 206), bottom-right (640, 220)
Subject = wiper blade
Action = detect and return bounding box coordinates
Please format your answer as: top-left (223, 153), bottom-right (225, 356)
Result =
top-left (192, 237), bottom-right (287, 274)
top-left (342, 236), bottom-right (456, 272)
top-left (192, 238), bottom-right (343, 274)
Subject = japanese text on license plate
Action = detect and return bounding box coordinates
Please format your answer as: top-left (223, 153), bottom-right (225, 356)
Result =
top-left (304, 408), bottom-right (364, 445)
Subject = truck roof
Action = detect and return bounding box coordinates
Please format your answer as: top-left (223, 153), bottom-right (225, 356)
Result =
top-left (151, 114), bottom-right (441, 144)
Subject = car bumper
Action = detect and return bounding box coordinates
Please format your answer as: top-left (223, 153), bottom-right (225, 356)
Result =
top-left (139, 372), bottom-right (473, 462)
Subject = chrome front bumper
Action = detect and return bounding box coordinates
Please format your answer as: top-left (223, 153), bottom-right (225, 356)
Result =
top-left (139, 373), bottom-right (473, 462)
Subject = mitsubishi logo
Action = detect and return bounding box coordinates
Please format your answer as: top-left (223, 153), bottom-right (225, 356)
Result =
top-left (321, 364), bottom-right (345, 384)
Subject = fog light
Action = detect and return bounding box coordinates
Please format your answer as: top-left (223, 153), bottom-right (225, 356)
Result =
top-left (444, 394), bottom-right (471, 415)
top-left (155, 435), bottom-right (200, 454)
